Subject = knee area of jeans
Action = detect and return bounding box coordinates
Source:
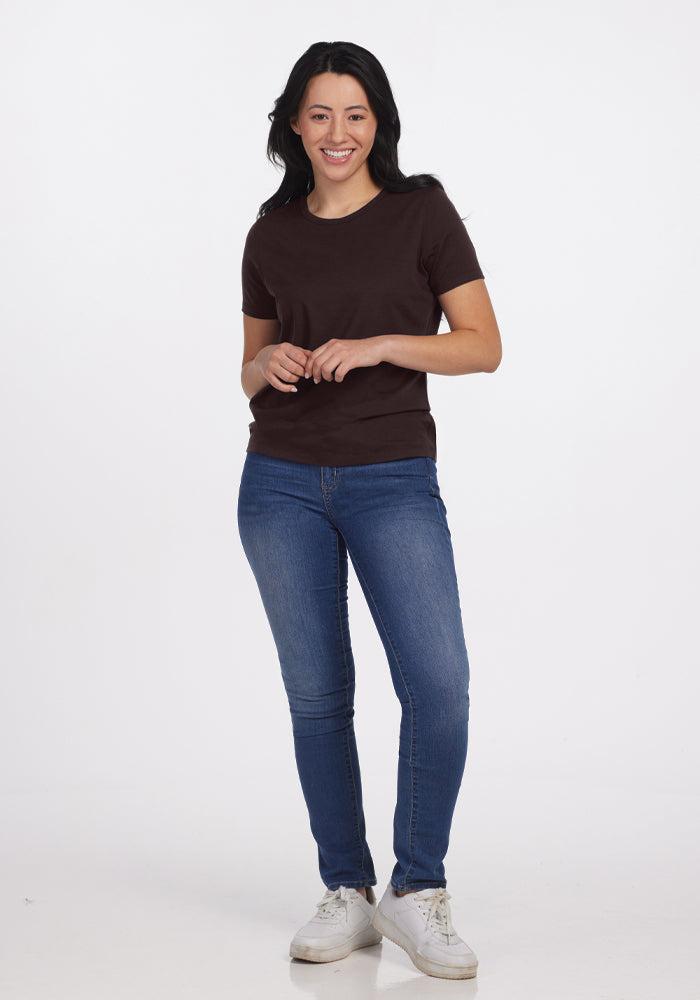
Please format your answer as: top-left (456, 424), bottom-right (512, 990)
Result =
top-left (415, 694), bottom-right (469, 733)
top-left (414, 676), bottom-right (469, 712)
top-left (285, 686), bottom-right (355, 715)
top-left (290, 709), bottom-right (355, 740)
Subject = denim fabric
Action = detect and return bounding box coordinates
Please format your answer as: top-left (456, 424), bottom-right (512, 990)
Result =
top-left (237, 453), bottom-right (470, 891)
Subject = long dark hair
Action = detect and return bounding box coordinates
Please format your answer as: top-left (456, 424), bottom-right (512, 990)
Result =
top-left (258, 41), bottom-right (442, 217)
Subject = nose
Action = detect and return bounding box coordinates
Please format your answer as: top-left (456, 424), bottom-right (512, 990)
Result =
top-left (327, 116), bottom-right (347, 145)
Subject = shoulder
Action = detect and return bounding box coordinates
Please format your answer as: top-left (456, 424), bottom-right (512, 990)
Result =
top-left (244, 199), bottom-right (304, 249)
top-left (381, 186), bottom-right (466, 246)
top-left (384, 184), bottom-right (461, 220)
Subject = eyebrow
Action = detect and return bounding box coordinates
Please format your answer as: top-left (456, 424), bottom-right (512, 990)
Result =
top-left (307, 104), bottom-right (369, 112)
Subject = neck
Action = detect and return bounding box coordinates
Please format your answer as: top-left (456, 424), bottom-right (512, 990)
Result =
top-left (306, 169), bottom-right (383, 219)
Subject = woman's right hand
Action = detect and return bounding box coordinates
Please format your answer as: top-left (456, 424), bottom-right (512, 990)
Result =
top-left (256, 342), bottom-right (312, 393)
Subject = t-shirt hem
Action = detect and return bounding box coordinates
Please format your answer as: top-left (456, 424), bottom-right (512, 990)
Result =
top-left (246, 440), bottom-right (437, 467)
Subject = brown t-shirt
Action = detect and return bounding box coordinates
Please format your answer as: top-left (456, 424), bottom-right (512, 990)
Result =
top-left (241, 185), bottom-right (483, 465)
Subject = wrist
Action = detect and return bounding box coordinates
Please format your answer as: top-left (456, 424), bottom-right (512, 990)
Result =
top-left (254, 345), bottom-right (270, 375)
top-left (379, 334), bottom-right (400, 366)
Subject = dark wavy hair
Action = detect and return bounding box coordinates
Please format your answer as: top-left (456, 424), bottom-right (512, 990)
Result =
top-left (258, 41), bottom-right (442, 217)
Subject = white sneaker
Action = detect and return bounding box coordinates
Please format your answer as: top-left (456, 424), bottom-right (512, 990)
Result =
top-left (373, 885), bottom-right (478, 980)
top-left (289, 886), bottom-right (382, 963)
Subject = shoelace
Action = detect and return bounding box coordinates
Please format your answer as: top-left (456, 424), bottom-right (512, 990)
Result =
top-left (315, 886), bottom-right (355, 921)
top-left (417, 888), bottom-right (457, 941)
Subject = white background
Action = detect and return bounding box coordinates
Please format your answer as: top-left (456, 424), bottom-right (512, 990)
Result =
top-left (1, 0), bottom-right (698, 997)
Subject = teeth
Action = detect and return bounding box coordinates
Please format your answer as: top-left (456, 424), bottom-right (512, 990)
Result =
top-left (323, 149), bottom-right (352, 158)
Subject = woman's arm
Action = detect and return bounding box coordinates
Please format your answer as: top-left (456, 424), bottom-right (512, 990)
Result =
top-left (386, 279), bottom-right (502, 375)
top-left (305, 279), bottom-right (502, 383)
top-left (241, 314), bottom-right (312, 399)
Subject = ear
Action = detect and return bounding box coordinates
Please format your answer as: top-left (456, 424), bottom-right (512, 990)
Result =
top-left (290, 116), bottom-right (301, 136)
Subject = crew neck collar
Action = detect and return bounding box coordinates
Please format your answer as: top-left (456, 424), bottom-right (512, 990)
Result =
top-left (300, 188), bottom-right (387, 225)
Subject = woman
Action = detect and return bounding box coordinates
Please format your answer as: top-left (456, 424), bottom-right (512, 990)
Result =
top-left (237, 41), bottom-right (501, 981)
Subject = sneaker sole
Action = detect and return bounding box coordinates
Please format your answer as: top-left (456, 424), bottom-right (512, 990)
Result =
top-left (372, 907), bottom-right (478, 980)
top-left (290, 926), bottom-right (382, 964)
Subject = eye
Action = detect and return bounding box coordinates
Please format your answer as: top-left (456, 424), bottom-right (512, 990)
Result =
top-left (311, 113), bottom-right (328, 121)
top-left (348, 114), bottom-right (365, 121)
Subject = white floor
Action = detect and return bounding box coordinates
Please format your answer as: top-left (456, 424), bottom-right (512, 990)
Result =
top-left (2, 772), bottom-right (698, 1000)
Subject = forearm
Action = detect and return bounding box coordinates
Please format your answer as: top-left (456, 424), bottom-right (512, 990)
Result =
top-left (379, 328), bottom-right (502, 375)
top-left (241, 357), bottom-right (268, 399)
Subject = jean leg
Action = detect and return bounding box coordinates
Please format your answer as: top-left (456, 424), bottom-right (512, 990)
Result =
top-left (237, 454), bottom-right (376, 889)
top-left (332, 458), bottom-right (470, 890)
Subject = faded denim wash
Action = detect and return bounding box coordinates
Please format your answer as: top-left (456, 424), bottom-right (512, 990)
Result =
top-left (237, 453), bottom-right (470, 891)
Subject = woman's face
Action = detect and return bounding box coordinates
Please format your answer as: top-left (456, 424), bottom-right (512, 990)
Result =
top-left (290, 73), bottom-right (378, 186)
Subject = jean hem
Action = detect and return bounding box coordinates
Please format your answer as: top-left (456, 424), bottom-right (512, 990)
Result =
top-left (326, 878), bottom-right (378, 890)
top-left (390, 879), bottom-right (447, 892)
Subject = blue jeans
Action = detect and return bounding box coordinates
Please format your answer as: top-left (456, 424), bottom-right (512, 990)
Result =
top-left (237, 453), bottom-right (470, 892)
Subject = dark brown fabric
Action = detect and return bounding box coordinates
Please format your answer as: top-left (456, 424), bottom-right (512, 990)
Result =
top-left (241, 186), bottom-right (483, 465)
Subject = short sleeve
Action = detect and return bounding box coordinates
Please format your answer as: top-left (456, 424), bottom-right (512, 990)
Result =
top-left (421, 188), bottom-right (484, 296)
top-left (241, 226), bottom-right (278, 320)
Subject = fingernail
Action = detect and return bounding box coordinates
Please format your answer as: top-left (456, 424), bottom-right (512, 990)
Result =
top-left (290, 387), bottom-right (297, 393)
top-left (305, 373), bottom-right (310, 379)
top-left (314, 378), bottom-right (320, 385)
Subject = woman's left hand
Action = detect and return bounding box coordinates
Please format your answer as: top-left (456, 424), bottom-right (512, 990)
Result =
top-left (305, 337), bottom-right (387, 384)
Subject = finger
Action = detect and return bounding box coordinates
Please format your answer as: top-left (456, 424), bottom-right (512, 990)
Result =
top-left (323, 349), bottom-right (349, 381)
top-left (309, 353), bottom-right (328, 384)
top-left (265, 358), bottom-right (297, 383)
top-left (313, 358), bottom-right (336, 383)
top-left (273, 344), bottom-right (312, 381)
top-left (267, 371), bottom-right (298, 393)
top-left (306, 341), bottom-right (336, 378)
top-left (278, 357), bottom-right (306, 380)
top-left (277, 370), bottom-right (301, 384)
top-left (286, 346), bottom-right (312, 368)
top-left (306, 347), bottom-right (326, 381)
top-left (317, 347), bottom-right (344, 382)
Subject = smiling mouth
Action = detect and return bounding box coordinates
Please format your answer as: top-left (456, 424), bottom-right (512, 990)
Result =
top-left (321, 148), bottom-right (354, 162)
